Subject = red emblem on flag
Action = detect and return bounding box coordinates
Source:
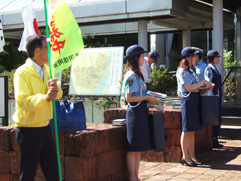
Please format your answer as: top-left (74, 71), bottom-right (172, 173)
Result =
top-left (50, 20), bottom-right (65, 54)
top-left (33, 18), bottom-right (39, 35)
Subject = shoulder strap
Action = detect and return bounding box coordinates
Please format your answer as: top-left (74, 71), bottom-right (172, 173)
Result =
top-left (177, 68), bottom-right (193, 98)
top-left (134, 74), bottom-right (147, 91)
top-left (119, 71), bottom-right (134, 108)
top-left (119, 71), bottom-right (147, 108)
top-left (189, 67), bottom-right (200, 82)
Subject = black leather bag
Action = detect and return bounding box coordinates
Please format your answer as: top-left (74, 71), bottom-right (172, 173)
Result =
top-left (201, 96), bottom-right (219, 125)
top-left (149, 114), bottom-right (165, 152)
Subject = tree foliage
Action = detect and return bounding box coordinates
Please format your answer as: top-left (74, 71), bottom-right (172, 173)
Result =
top-left (0, 42), bottom-right (27, 73)
top-left (0, 43), bottom-right (28, 98)
top-left (82, 33), bottom-right (112, 48)
top-left (150, 67), bottom-right (177, 94)
top-left (223, 51), bottom-right (236, 98)
top-left (223, 51), bottom-right (236, 67)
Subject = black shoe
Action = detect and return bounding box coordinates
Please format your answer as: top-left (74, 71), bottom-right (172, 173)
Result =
top-left (213, 143), bottom-right (223, 148)
top-left (191, 159), bottom-right (202, 165)
top-left (180, 158), bottom-right (196, 167)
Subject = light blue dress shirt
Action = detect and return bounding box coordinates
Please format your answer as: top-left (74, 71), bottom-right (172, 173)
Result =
top-left (194, 59), bottom-right (208, 81)
top-left (30, 58), bottom-right (46, 81)
top-left (125, 75), bottom-right (146, 97)
top-left (139, 58), bottom-right (151, 83)
top-left (176, 67), bottom-right (199, 93)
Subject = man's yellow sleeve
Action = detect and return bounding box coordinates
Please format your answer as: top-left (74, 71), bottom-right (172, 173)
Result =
top-left (14, 72), bottom-right (50, 112)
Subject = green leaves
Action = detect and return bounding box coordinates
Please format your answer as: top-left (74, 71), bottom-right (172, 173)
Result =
top-left (82, 33), bottom-right (112, 48)
top-left (150, 67), bottom-right (177, 94)
top-left (223, 51), bottom-right (236, 67)
top-left (96, 98), bottom-right (117, 110)
top-left (223, 51), bottom-right (236, 98)
top-left (0, 42), bottom-right (27, 73)
top-left (0, 42), bottom-right (27, 98)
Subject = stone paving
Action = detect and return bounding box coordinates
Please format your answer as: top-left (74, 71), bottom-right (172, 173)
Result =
top-left (139, 138), bottom-right (241, 181)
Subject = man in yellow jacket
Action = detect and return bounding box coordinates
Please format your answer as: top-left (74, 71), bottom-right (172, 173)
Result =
top-left (13, 34), bottom-right (63, 181)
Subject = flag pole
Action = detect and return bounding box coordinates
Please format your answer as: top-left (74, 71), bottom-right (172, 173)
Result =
top-left (43, 0), bottom-right (62, 180)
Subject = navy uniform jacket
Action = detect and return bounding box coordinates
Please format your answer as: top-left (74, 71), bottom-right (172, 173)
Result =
top-left (204, 63), bottom-right (222, 96)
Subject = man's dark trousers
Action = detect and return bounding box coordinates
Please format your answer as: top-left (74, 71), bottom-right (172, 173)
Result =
top-left (16, 125), bottom-right (59, 181)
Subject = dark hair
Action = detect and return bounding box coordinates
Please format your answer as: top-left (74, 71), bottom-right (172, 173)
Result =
top-left (177, 54), bottom-right (194, 72)
top-left (26, 35), bottom-right (47, 58)
top-left (197, 52), bottom-right (202, 59)
top-left (207, 57), bottom-right (215, 63)
top-left (123, 54), bottom-right (144, 80)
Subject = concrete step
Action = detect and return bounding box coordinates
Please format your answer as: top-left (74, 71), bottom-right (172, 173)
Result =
top-left (222, 106), bottom-right (241, 117)
top-left (222, 116), bottom-right (241, 126)
top-left (219, 125), bottom-right (241, 139)
top-left (220, 116), bottom-right (241, 138)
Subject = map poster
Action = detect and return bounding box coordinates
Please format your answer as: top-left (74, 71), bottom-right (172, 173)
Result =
top-left (69, 47), bottom-right (124, 95)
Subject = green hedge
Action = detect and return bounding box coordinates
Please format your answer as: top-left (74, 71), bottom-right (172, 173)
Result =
top-left (150, 67), bottom-right (177, 94)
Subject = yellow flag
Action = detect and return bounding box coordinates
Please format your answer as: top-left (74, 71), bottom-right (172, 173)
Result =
top-left (48, 0), bottom-right (84, 76)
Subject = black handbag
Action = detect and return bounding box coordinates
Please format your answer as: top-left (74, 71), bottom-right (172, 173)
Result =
top-left (149, 114), bottom-right (165, 152)
top-left (201, 95), bottom-right (219, 125)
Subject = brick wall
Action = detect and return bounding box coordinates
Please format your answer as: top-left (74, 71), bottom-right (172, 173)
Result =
top-left (0, 124), bottom-right (128, 181)
top-left (104, 106), bottom-right (213, 162)
top-left (0, 106), bottom-right (213, 180)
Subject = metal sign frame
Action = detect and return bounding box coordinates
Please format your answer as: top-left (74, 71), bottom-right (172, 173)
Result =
top-left (0, 76), bottom-right (8, 126)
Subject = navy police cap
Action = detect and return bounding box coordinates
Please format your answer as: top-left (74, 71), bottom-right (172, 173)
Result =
top-left (125, 45), bottom-right (148, 60)
top-left (149, 51), bottom-right (160, 63)
top-left (206, 49), bottom-right (222, 59)
top-left (181, 46), bottom-right (199, 59)
top-left (192, 47), bottom-right (203, 53)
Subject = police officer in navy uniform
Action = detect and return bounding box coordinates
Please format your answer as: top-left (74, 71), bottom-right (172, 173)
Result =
top-left (122, 45), bottom-right (157, 181)
top-left (139, 50), bottom-right (160, 90)
top-left (193, 47), bottom-right (208, 81)
top-left (176, 46), bottom-right (213, 166)
top-left (204, 50), bottom-right (223, 148)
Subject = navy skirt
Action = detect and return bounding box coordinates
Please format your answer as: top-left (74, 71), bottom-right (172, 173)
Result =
top-left (126, 101), bottom-right (152, 152)
top-left (181, 92), bottom-right (202, 132)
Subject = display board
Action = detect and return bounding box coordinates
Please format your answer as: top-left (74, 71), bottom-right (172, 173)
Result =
top-left (69, 47), bottom-right (124, 95)
top-left (0, 77), bottom-right (5, 117)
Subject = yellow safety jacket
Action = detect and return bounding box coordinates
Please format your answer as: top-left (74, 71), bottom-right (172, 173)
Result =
top-left (13, 59), bottom-right (63, 127)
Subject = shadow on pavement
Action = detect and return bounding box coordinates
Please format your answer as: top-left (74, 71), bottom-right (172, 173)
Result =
top-left (197, 143), bottom-right (241, 171)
